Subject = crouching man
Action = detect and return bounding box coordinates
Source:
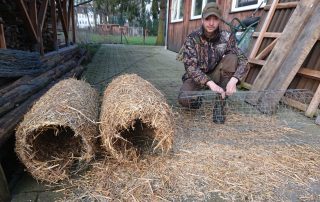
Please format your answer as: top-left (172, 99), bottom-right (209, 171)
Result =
top-left (177, 2), bottom-right (249, 123)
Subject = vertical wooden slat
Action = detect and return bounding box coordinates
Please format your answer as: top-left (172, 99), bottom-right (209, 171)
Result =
top-left (316, 114), bottom-right (320, 125)
top-left (56, 0), bottom-right (69, 45)
top-left (71, 0), bottom-right (76, 43)
top-left (28, 0), bottom-right (38, 32)
top-left (305, 84), bottom-right (320, 117)
top-left (62, 0), bottom-right (68, 30)
top-left (38, 0), bottom-right (49, 55)
top-left (0, 23), bottom-right (6, 49)
top-left (51, 0), bottom-right (58, 50)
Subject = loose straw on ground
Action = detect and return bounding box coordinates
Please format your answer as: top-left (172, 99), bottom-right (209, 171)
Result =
top-left (15, 78), bottom-right (99, 183)
top-left (100, 74), bottom-right (174, 160)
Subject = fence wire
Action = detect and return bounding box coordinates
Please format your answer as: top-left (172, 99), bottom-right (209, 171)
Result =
top-left (172, 89), bottom-right (317, 134)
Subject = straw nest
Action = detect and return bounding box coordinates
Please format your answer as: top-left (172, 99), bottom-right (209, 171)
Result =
top-left (100, 74), bottom-right (174, 159)
top-left (15, 78), bottom-right (99, 183)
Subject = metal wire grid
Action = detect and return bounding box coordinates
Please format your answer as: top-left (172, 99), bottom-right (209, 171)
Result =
top-left (172, 89), bottom-right (316, 133)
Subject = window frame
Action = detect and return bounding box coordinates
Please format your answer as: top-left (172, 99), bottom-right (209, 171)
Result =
top-left (171, 0), bottom-right (184, 23)
top-left (231, 0), bottom-right (266, 13)
top-left (190, 0), bottom-right (217, 20)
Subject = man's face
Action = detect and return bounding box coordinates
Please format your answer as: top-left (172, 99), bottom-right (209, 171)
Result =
top-left (202, 15), bottom-right (220, 33)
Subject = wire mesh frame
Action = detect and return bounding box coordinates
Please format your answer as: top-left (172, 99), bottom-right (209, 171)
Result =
top-left (172, 89), bottom-right (318, 134)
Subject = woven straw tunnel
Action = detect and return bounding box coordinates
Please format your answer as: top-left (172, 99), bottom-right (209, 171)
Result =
top-left (15, 78), bottom-right (99, 183)
top-left (100, 74), bottom-right (174, 160)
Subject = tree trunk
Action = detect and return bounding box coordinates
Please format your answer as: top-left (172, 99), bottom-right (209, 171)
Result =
top-left (156, 0), bottom-right (166, 46)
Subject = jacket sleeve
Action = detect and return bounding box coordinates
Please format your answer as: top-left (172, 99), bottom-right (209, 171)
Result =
top-left (182, 37), bottom-right (210, 86)
top-left (225, 33), bottom-right (249, 81)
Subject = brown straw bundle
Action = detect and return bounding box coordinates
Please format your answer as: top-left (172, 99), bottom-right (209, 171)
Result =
top-left (15, 78), bottom-right (99, 183)
top-left (100, 74), bottom-right (174, 159)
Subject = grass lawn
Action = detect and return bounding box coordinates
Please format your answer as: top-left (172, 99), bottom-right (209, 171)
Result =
top-left (77, 31), bottom-right (157, 46)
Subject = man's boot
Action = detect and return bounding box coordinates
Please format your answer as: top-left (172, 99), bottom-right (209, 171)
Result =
top-left (213, 94), bottom-right (226, 124)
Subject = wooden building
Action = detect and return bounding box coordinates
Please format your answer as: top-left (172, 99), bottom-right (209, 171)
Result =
top-left (167, 0), bottom-right (266, 52)
top-left (0, 0), bottom-right (76, 55)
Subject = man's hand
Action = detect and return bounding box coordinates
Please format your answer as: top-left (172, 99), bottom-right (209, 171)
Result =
top-left (206, 80), bottom-right (226, 99)
top-left (226, 77), bottom-right (238, 96)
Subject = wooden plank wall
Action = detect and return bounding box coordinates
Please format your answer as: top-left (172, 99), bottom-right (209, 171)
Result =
top-left (167, 0), bottom-right (264, 52)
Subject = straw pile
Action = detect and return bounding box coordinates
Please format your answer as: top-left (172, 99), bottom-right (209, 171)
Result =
top-left (58, 112), bottom-right (320, 201)
top-left (100, 74), bottom-right (174, 159)
top-left (15, 78), bottom-right (99, 183)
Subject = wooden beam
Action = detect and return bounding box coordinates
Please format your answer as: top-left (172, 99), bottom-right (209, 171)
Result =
top-left (256, 38), bottom-right (278, 60)
top-left (71, 0), bottom-right (76, 43)
top-left (51, 0), bottom-right (58, 50)
top-left (249, 0), bottom-right (279, 59)
top-left (248, 0), bottom-right (319, 105)
top-left (248, 58), bottom-right (266, 66)
top-left (258, 2), bottom-right (320, 113)
top-left (0, 24), bottom-right (6, 49)
top-left (252, 32), bottom-right (281, 38)
top-left (28, 0), bottom-right (38, 33)
top-left (282, 97), bottom-right (309, 112)
top-left (38, 0), bottom-right (49, 55)
top-left (305, 84), bottom-right (320, 117)
top-left (38, 0), bottom-right (49, 30)
top-left (68, 0), bottom-right (73, 33)
top-left (264, 2), bottom-right (299, 10)
top-left (63, 0), bottom-right (68, 30)
top-left (56, 0), bottom-right (69, 45)
top-left (298, 68), bottom-right (320, 80)
top-left (16, 0), bottom-right (38, 42)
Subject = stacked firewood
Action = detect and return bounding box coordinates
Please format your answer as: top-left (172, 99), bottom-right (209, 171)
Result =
top-left (0, 45), bottom-right (88, 147)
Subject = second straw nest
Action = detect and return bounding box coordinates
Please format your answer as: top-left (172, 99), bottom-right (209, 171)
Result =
top-left (100, 74), bottom-right (175, 159)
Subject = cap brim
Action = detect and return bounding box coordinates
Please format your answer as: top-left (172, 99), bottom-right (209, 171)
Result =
top-left (203, 12), bottom-right (221, 19)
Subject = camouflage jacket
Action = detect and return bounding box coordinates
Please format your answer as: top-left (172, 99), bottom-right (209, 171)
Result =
top-left (177, 26), bottom-right (249, 86)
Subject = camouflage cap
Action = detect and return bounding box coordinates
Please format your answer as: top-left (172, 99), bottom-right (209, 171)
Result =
top-left (202, 2), bottom-right (222, 19)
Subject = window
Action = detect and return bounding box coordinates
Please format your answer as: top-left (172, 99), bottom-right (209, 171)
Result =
top-left (231, 0), bottom-right (266, 12)
top-left (171, 0), bottom-right (184, 23)
top-left (191, 0), bottom-right (216, 20)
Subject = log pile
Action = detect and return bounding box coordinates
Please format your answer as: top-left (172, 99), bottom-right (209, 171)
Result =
top-left (0, 45), bottom-right (88, 148)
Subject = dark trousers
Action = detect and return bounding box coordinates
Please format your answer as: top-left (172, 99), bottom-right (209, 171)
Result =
top-left (178, 54), bottom-right (238, 108)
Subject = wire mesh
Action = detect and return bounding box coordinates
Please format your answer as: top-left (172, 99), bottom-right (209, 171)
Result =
top-left (173, 89), bottom-right (317, 134)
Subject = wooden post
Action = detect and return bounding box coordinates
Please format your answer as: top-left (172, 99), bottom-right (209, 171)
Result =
top-left (51, 0), bottom-right (58, 50)
top-left (0, 20), bottom-right (6, 49)
top-left (56, 0), bottom-right (69, 45)
top-left (305, 83), bottom-right (320, 117)
top-left (316, 115), bottom-right (320, 125)
top-left (38, 0), bottom-right (49, 55)
top-left (0, 163), bottom-right (10, 202)
top-left (71, 0), bottom-right (76, 44)
top-left (247, 0), bottom-right (319, 105)
top-left (258, 2), bottom-right (320, 113)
